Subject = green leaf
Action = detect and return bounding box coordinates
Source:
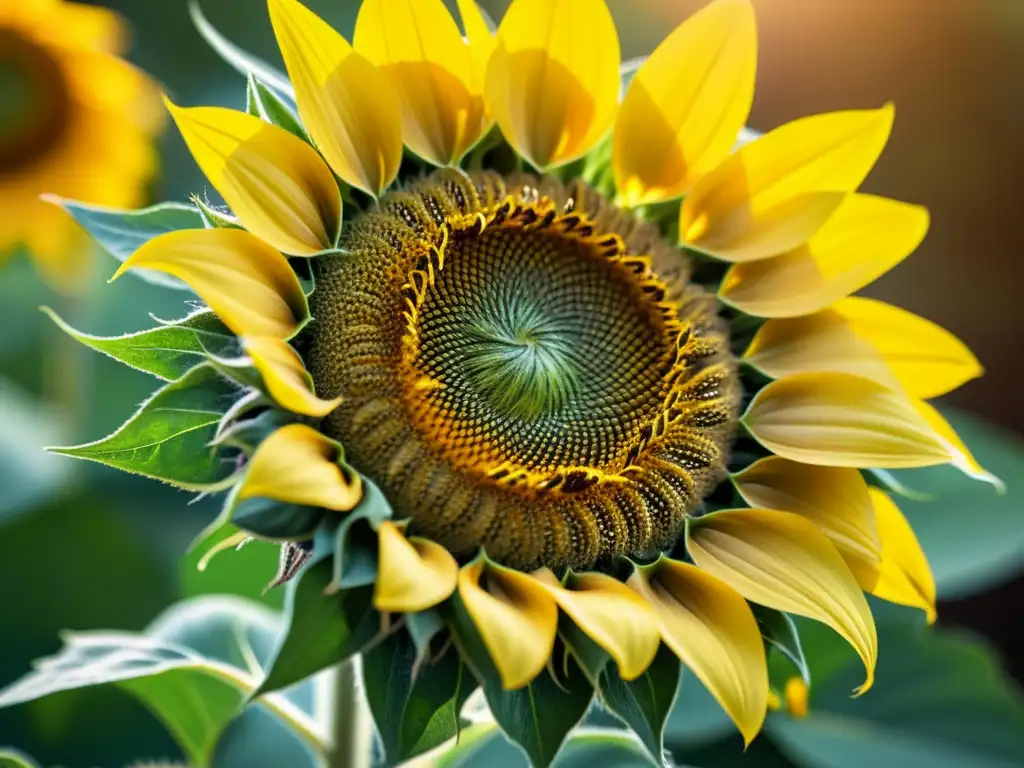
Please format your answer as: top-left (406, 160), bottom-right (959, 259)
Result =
top-left (406, 608), bottom-right (445, 664)
top-left (49, 363), bottom-right (240, 490)
top-left (599, 643), bottom-right (680, 764)
top-left (254, 558), bottom-right (380, 697)
top-left (767, 620), bottom-right (1024, 768)
top-left (44, 198), bottom-right (202, 289)
top-left (559, 614), bottom-right (610, 687)
top-left (246, 74), bottom-right (307, 140)
top-left (44, 308), bottom-right (236, 381)
top-left (755, 607), bottom-right (810, 684)
top-left (325, 477), bottom-right (393, 590)
top-left (433, 725), bottom-right (654, 768)
top-left (663, 674), bottom-right (735, 751)
top-left (0, 750), bottom-right (41, 768)
top-left (231, 495), bottom-right (325, 542)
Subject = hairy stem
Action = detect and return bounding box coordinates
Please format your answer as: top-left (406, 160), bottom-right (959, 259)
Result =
top-left (325, 658), bottom-right (372, 768)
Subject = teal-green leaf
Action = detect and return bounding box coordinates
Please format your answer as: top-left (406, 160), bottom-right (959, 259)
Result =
top-left (0, 750), bottom-right (41, 768)
top-left (329, 477), bottom-right (393, 590)
top-left (433, 725), bottom-right (654, 768)
top-left (754, 606), bottom-right (810, 684)
top-left (599, 643), bottom-right (680, 764)
top-left (49, 363), bottom-right (240, 490)
top-left (406, 608), bottom-right (445, 664)
top-left (45, 198), bottom-right (203, 289)
top-left (246, 73), bottom-right (307, 141)
top-left (559, 614), bottom-right (610, 688)
top-left (44, 308), bottom-right (236, 381)
top-left (254, 558), bottom-right (380, 697)
top-left (231, 496), bottom-right (325, 541)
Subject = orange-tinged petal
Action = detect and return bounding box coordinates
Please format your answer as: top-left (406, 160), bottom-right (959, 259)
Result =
top-left (784, 677), bottom-right (809, 719)
top-left (534, 569), bottom-right (660, 681)
top-left (731, 456), bottom-right (881, 588)
top-left (614, 0), bottom-right (756, 206)
top-left (457, 0), bottom-right (496, 108)
top-left (914, 399), bottom-right (1004, 490)
top-left (243, 336), bottom-right (341, 418)
top-left (458, 559), bottom-right (558, 689)
top-left (485, 0), bottom-right (620, 169)
top-left (742, 372), bottom-right (951, 468)
top-left (354, 0), bottom-right (486, 165)
top-left (112, 229), bottom-right (307, 339)
top-left (682, 105), bottom-right (894, 258)
top-left (688, 508), bottom-right (877, 693)
top-left (374, 522), bottom-right (458, 612)
top-left (720, 194), bottom-right (930, 317)
top-left (268, 0), bottom-right (402, 196)
top-left (866, 488), bottom-right (936, 623)
top-left (628, 559), bottom-right (767, 745)
top-left (833, 297), bottom-right (983, 399)
top-left (239, 424), bottom-right (361, 511)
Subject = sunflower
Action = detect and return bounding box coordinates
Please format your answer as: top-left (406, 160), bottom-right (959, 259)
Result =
top-left (54, 0), bottom-right (995, 757)
top-left (0, 0), bottom-right (161, 288)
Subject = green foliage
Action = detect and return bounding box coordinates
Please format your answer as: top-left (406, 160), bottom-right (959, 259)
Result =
top-left (754, 607), bottom-right (810, 684)
top-left (50, 363), bottom-right (241, 490)
top-left (0, 750), bottom-right (40, 768)
top-left (315, 477), bottom-right (393, 590)
top-left (231, 496), bottom-right (325, 542)
top-left (181, 523), bottom-right (285, 611)
top-left (246, 74), bottom-right (307, 140)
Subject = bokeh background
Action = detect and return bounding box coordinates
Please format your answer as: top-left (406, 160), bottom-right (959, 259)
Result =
top-left (1, 0), bottom-right (1022, 765)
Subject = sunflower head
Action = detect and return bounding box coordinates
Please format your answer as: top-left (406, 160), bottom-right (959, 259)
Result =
top-left (48, 0), bottom-right (995, 763)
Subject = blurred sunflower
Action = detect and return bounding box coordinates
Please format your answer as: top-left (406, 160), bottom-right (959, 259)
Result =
top-left (58, 0), bottom-right (996, 751)
top-left (0, 0), bottom-right (161, 288)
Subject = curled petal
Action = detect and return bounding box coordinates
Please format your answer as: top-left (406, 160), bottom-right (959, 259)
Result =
top-left (239, 424), bottom-right (361, 511)
top-left (243, 336), bottom-right (341, 418)
top-left (112, 229), bottom-right (307, 338)
top-left (374, 521), bottom-right (459, 612)
top-left (165, 101), bottom-right (340, 255)
top-left (867, 489), bottom-right (937, 623)
top-left (688, 508), bottom-right (877, 693)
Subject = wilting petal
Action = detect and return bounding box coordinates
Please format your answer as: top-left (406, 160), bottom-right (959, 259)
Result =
top-left (866, 489), bottom-right (936, 623)
top-left (731, 456), bottom-right (881, 588)
top-left (243, 336), bottom-right (341, 418)
top-left (914, 399), bottom-right (1004, 490)
top-left (485, 0), bottom-right (620, 169)
top-left (533, 568), bottom-right (660, 681)
top-left (459, 558), bottom-right (558, 689)
top-left (239, 424), bottom-right (361, 511)
top-left (112, 229), bottom-right (307, 338)
top-left (688, 508), bottom-right (876, 693)
top-left (720, 194), bottom-right (930, 317)
top-left (613, 0), bottom-right (756, 206)
top-left (374, 521), bottom-right (458, 612)
top-left (354, 0), bottom-right (486, 165)
top-left (165, 101), bottom-right (340, 255)
top-left (628, 558), bottom-right (767, 744)
top-left (743, 372), bottom-right (951, 468)
top-left (833, 297), bottom-right (983, 399)
top-left (268, 0), bottom-right (402, 196)
top-left (457, 0), bottom-right (496, 105)
top-left (682, 105), bottom-right (894, 259)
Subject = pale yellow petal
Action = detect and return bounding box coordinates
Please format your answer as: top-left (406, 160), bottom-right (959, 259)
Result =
top-left (833, 297), bottom-right (983, 399)
top-left (688, 508), bottom-right (876, 693)
top-left (613, 0), bottom-right (756, 206)
top-left (866, 488), bottom-right (936, 623)
top-left (239, 424), bottom-right (362, 511)
top-left (914, 399), bottom-right (1004, 490)
top-left (533, 569), bottom-right (660, 681)
top-left (742, 372), bottom-right (952, 468)
top-left (485, 0), bottom-right (620, 169)
top-left (720, 194), bottom-right (930, 317)
top-left (628, 559), bottom-right (767, 744)
top-left (374, 522), bottom-right (458, 612)
top-left (268, 0), bottom-right (403, 196)
top-left (165, 101), bottom-right (340, 255)
top-left (458, 559), bottom-right (558, 689)
top-left (243, 336), bottom-right (341, 418)
top-left (354, 0), bottom-right (486, 165)
top-left (112, 229), bottom-right (307, 339)
top-left (731, 456), bottom-right (881, 588)
top-left (682, 105), bottom-right (894, 256)
top-left (457, 0), bottom-right (496, 109)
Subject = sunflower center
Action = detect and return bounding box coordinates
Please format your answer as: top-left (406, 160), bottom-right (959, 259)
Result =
top-left (0, 29), bottom-right (70, 173)
top-left (310, 170), bottom-right (740, 570)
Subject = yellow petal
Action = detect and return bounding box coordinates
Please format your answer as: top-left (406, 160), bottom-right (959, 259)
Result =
top-left (354, 0), bottom-right (486, 165)
top-left (682, 105), bottom-right (894, 256)
top-left (458, 558), bottom-right (558, 690)
top-left (613, 0), bottom-right (756, 206)
top-left (784, 677), bottom-right (809, 719)
top-left (485, 0), bottom-right (620, 169)
top-left (374, 521), bottom-right (458, 612)
top-left (165, 101), bottom-right (340, 256)
top-left (457, 0), bottom-right (496, 108)
top-left (268, 0), bottom-right (403, 196)
top-left (243, 336), bottom-right (341, 418)
top-left (720, 194), bottom-right (930, 317)
top-left (628, 559), bottom-right (767, 745)
top-left (112, 229), bottom-right (307, 338)
top-left (239, 424), bottom-right (362, 511)
top-left (731, 457), bottom-right (881, 589)
top-left (913, 399), bottom-right (1004, 490)
top-left (688, 508), bottom-right (877, 693)
top-left (833, 297), bottom-right (983, 399)
top-left (533, 569), bottom-right (660, 681)
top-left (742, 372), bottom-right (952, 468)
top-left (866, 488), bottom-right (936, 623)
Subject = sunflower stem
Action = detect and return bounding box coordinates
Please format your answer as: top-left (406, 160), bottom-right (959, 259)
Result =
top-left (325, 658), bottom-right (373, 768)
